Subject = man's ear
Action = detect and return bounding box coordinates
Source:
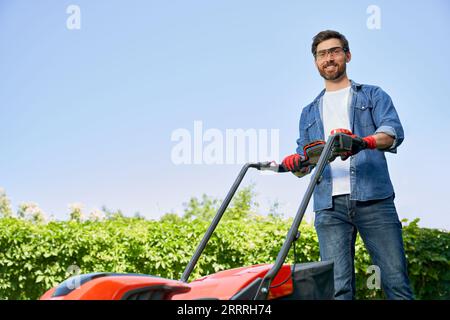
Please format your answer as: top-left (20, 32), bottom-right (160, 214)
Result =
top-left (346, 51), bottom-right (351, 63)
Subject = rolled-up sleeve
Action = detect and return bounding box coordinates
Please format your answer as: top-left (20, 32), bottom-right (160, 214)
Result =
top-left (375, 125), bottom-right (398, 152)
top-left (372, 88), bottom-right (404, 153)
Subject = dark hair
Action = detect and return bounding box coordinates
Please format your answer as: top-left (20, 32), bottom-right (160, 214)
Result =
top-left (311, 30), bottom-right (350, 57)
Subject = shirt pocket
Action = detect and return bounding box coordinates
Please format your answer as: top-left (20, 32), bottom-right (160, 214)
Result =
top-left (353, 104), bottom-right (375, 129)
top-left (304, 119), bottom-right (321, 142)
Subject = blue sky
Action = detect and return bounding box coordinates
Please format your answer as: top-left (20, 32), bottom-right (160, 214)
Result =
top-left (1, 0), bottom-right (449, 229)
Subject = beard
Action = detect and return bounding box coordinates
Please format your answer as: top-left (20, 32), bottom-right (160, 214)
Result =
top-left (318, 61), bottom-right (347, 81)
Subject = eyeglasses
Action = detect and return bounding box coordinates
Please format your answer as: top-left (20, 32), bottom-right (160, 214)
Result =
top-left (315, 46), bottom-right (347, 60)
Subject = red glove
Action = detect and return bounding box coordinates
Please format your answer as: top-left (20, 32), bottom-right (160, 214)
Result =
top-left (281, 153), bottom-right (306, 172)
top-left (330, 128), bottom-right (377, 160)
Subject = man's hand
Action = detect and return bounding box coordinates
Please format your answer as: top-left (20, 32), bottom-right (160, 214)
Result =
top-left (281, 153), bottom-right (313, 178)
top-left (281, 153), bottom-right (306, 172)
top-left (330, 128), bottom-right (377, 160)
top-left (281, 140), bottom-right (326, 177)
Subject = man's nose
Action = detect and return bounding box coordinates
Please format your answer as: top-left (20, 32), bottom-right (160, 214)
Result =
top-left (323, 57), bottom-right (335, 65)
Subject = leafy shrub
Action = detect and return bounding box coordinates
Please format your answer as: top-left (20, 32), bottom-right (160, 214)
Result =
top-left (0, 216), bottom-right (448, 300)
top-left (0, 187), bottom-right (448, 300)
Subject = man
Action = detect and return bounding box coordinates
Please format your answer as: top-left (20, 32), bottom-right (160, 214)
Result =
top-left (282, 30), bottom-right (413, 300)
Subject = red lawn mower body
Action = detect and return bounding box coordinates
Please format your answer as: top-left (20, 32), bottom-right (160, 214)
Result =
top-left (41, 264), bottom-right (299, 300)
top-left (40, 135), bottom-right (351, 301)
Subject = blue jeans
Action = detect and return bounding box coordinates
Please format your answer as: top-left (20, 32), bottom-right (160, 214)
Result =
top-left (314, 194), bottom-right (414, 300)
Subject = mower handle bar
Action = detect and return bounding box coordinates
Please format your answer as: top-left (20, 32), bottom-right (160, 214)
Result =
top-left (179, 161), bottom-right (287, 283)
top-left (181, 133), bottom-right (347, 298)
top-left (253, 133), bottom-right (341, 299)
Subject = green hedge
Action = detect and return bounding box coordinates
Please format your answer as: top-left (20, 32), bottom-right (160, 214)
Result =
top-left (0, 216), bottom-right (448, 300)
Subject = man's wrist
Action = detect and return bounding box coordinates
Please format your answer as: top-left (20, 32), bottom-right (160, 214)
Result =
top-left (362, 135), bottom-right (377, 149)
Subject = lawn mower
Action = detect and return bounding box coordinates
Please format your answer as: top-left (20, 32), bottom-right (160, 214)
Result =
top-left (40, 133), bottom-right (356, 300)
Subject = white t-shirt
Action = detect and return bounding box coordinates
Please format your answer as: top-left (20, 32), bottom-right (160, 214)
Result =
top-left (322, 86), bottom-right (351, 196)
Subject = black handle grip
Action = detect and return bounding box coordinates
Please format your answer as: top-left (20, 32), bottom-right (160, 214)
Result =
top-left (253, 161), bottom-right (288, 173)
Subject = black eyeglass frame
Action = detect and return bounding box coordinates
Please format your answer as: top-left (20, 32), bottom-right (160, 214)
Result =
top-left (314, 46), bottom-right (349, 60)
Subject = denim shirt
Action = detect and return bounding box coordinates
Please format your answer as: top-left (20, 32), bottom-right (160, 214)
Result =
top-left (296, 80), bottom-right (404, 212)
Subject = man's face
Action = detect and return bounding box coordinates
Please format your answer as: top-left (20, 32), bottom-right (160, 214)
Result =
top-left (314, 38), bottom-right (351, 81)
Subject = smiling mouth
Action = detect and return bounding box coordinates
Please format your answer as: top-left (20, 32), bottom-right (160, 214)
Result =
top-left (325, 65), bottom-right (337, 70)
